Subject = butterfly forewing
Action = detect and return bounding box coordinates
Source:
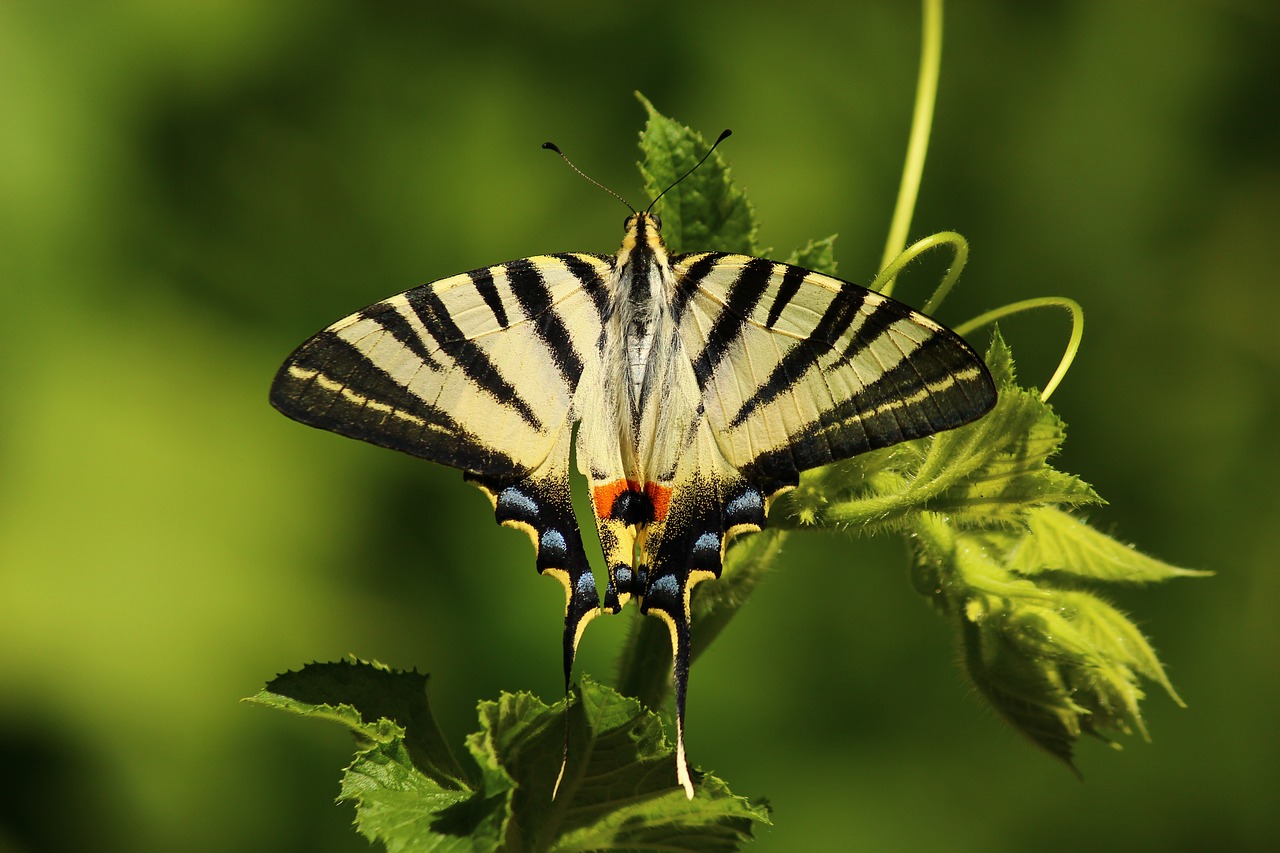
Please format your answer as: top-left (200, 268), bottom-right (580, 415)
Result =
top-left (271, 253), bottom-right (611, 479)
top-left (673, 254), bottom-right (997, 494)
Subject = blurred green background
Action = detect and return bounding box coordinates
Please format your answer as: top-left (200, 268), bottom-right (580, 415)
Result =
top-left (2, 2), bottom-right (1276, 851)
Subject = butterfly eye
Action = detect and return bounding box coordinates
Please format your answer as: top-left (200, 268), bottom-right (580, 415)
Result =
top-left (651, 214), bottom-right (663, 231)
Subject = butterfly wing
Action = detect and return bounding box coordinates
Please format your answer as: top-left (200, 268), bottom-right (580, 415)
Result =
top-left (271, 253), bottom-right (612, 476)
top-left (270, 252), bottom-right (614, 690)
top-left (633, 253), bottom-right (997, 796)
top-left (675, 253), bottom-right (997, 493)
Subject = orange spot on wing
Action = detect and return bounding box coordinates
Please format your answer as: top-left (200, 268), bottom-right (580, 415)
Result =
top-left (592, 479), bottom-right (635, 520)
top-left (644, 482), bottom-right (672, 522)
top-left (591, 479), bottom-right (672, 524)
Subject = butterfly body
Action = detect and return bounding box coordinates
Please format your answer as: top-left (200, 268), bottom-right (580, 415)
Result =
top-left (271, 210), bottom-right (996, 798)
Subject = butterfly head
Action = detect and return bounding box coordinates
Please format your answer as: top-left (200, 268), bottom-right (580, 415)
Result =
top-left (619, 211), bottom-right (668, 261)
top-left (625, 211), bottom-right (662, 232)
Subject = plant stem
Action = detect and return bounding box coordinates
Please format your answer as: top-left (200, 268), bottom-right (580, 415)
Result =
top-left (954, 297), bottom-right (1085, 402)
top-left (616, 617), bottom-right (675, 710)
top-left (879, 0), bottom-right (944, 294)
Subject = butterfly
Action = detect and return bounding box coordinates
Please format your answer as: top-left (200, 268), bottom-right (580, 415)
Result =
top-left (270, 132), bottom-right (997, 798)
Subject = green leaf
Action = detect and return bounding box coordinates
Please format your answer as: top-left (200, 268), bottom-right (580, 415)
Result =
top-left (951, 575), bottom-right (1180, 763)
top-left (1007, 506), bottom-right (1209, 584)
top-left (542, 680), bottom-right (770, 852)
top-left (344, 745), bottom-right (503, 853)
top-left (636, 93), bottom-right (758, 255)
top-left (248, 659), bottom-right (473, 791)
top-left (249, 662), bottom-right (768, 852)
top-left (923, 513), bottom-right (1193, 765)
top-left (247, 659), bottom-right (499, 852)
top-left (784, 235), bottom-right (839, 276)
top-left (766, 330), bottom-right (1205, 765)
top-left (927, 396), bottom-right (1100, 523)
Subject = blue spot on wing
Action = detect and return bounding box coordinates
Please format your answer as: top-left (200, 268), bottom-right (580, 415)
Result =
top-left (540, 529), bottom-right (568, 559)
top-left (693, 532), bottom-right (720, 556)
top-left (497, 487), bottom-right (539, 521)
top-left (652, 575), bottom-right (680, 598)
top-left (725, 490), bottom-right (763, 518)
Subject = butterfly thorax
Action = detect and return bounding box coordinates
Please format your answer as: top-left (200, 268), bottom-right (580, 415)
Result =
top-left (613, 213), bottom-right (671, 404)
top-left (601, 213), bottom-right (699, 485)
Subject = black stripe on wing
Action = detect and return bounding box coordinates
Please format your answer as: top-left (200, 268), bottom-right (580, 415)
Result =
top-left (672, 253), bottom-right (728, 324)
top-left (505, 257), bottom-right (585, 387)
top-left (270, 331), bottom-right (526, 480)
top-left (403, 284), bottom-right (544, 431)
top-left (739, 329), bottom-right (997, 494)
top-left (360, 299), bottom-right (445, 373)
top-left (764, 265), bottom-right (806, 329)
top-left (727, 284), bottom-right (870, 430)
top-left (689, 258), bottom-right (773, 391)
top-left (551, 252), bottom-right (613, 323)
top-left (467, 268), bottom-right (510, 328)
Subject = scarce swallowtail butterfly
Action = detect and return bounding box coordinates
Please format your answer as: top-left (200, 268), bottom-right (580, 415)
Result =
top-left (270, 132), bottom-right (997, 799)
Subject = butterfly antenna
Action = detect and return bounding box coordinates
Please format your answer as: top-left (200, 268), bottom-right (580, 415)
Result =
top-left (543, 142), bottom-right (636, 214)
top-left (646, 128), bottom-right (733, 213)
